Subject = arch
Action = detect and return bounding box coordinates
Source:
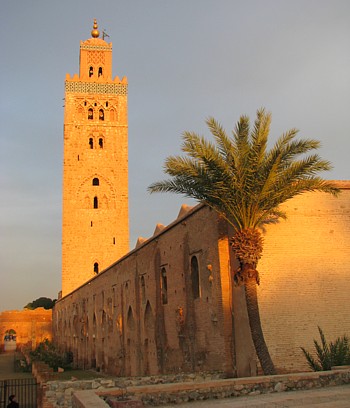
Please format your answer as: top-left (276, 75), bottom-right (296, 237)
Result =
top-left (144, 301), bottom-right (154, 330)
top-left (127, 306), bottom-right (135, 331)
top-left (93, 196), bottom-right (98, 209)
top-left (99, 138), bottom-right (104, 149)
top-left (92, 178), bottom-right (99, 186)
top-left (77, 106), bottom-right (84, 119)
top-left (94, 262), bottom-right (99, 274)
top-left (98, 67), bottom-right (103, 77)
top-left (88, 108), bottom-right (93, 120)
top-left (99, 109), bottom-right (104, 121)
top-left (89, 66), bottom-right (94, 77)
top-left (4, 329), bottom-right (17, 352)
top-left (191, 256), bottom-right (200, 299)
top-left (89, 137), bottom-right (94, 149)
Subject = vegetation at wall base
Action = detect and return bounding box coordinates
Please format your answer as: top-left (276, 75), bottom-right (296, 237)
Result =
top-left (301, 326), bottom-right (350, 371)
top-left (30, 339), bottom-right (73, 371)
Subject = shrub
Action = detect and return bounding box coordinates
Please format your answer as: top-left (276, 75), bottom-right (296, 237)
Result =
top-left (30, 339), bottom-right (73, 371)
top-left (301, 326), bottom-right (350, 371)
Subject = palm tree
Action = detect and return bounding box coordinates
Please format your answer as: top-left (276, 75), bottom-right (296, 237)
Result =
top-left (148, 109), bottom-right (339, 375)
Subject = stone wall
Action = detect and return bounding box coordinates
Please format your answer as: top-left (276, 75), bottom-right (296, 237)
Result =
top-left (54, 205), bottom-right (235, 376)
top-left (258, 182), bottom-right (350, 372)
top-left (0, 308), bottom-right (52, 351)
top-left (34, 368), bottom-right (350, 407)
top-left (54, 182), bottom-right (350, 376)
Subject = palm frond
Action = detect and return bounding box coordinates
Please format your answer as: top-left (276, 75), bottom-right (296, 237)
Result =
top-left (148, 109), bottom-right (340, 231)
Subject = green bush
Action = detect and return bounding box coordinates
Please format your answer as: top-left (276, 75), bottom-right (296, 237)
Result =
top-left (30, 339), bottom-right (73, 371)
top-left (301, 326), bottom-right (350, 371)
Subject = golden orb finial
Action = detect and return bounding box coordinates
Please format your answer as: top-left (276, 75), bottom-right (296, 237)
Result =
top-left (91, 19), bottom-right (99, 38)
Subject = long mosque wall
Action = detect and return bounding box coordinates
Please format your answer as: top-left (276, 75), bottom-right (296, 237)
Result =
top-left (53, 181), bottom-right (350, 376)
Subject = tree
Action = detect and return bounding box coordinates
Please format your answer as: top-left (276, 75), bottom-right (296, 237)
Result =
top-left (148, 109), bottom-right (339, 375)
top-left (24, 297), bottom-right (56, 310)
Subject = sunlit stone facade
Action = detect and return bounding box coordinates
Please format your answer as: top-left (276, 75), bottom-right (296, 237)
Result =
top-left (62, 20), bottom-right (129, 297)
top-left (55, 21), bottom-right (350, 377)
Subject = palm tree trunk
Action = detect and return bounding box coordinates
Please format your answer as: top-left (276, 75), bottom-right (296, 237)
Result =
top-left (245, 277), bottom-right (276, 375)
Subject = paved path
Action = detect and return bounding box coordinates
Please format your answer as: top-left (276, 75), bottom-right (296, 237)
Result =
top-left (159, 384), bottom-right (350, 407)
top-left (0, 352), bottom-right (33, 379)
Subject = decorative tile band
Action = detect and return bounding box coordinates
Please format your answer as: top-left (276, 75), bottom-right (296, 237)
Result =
top-left (80, 44), bottom-right (112, 51)
top-left (65, 82), bottom-right (127, 95)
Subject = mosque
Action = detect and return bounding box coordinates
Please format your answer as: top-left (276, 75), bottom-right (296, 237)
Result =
top-left (2, 21), bottom-right (349, 378)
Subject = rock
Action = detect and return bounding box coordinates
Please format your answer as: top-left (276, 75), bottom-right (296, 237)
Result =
top-left (274, 382), bottom-right (286, 392)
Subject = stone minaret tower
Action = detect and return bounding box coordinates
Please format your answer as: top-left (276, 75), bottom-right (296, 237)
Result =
top-left (62, 20), bottom-right (129, 297)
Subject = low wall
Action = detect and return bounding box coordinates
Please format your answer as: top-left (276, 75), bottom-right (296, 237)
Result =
top-left (34, 368), bottom-right (350, 408)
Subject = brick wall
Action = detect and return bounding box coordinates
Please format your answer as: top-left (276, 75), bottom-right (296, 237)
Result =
top-left (0, 308), bottom-right (52, 351)
top-left (54, 183), bottom-right (350, 376)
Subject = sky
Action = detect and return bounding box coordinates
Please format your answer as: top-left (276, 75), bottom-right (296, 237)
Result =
top-left (1, 0), bottom-right (349, 312)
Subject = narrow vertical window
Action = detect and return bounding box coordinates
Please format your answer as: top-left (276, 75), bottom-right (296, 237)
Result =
top-left (191, 256), bottom-right (200, 299)
top-left (161, 267), bottom-right (168, 305)
top-left (113, 237), bottom-right (115, 244)
top-left (141, 276), bottom-right (146, 305)
top-left (93, 196), bottom-right (98, 209)
top-left (88, 108), bottom-right (93, 120)
top-left (92, 178), bottom-right (99, 186)
top-left (99, 138), bottom-right (103, 148)
top-left (99, 109), bottom-right (104, 121)
top-left (94, 263), bottom-right (99, 274)
top-left (98, 67), bottom-right (103, 77)
top-left (89, 138), bottom-right (94, 149)
top-left (89, 66), bottom-right (93, 77)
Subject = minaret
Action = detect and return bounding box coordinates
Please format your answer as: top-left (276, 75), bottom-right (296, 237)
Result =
top-left (62, 20), bottom-right (129, 297)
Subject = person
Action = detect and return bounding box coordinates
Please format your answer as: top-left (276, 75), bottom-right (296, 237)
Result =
top-left (7, 395), bottom-right (19, 408)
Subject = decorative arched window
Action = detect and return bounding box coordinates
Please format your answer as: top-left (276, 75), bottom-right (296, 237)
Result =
top-left (99, 138), bottom-right (103, 148)
top-left (99, 109), bottom-right (104, 121)
top-left (92, 178), bottom-right (99, 186)
top-left (89, 66), bottom-right (94, 77)
top-left (161, 267), bottom-right (168, 305)
top-left (88, 108), bottom-right (93, 120)
top-left (98, 67), bottom-right (103, 77)
top-left (93, 196), bottom-right (98, 209)
top-left (89, 138), bottom-right (94, 149)
top-left (94, 263), bottom-right (99, 274)
top-left (191, 256), bottom-right (200, 299)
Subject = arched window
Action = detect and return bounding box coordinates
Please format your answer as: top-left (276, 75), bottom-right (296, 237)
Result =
top-left (92, 178), bottom-right (99, 186)
top-left (89, 138), bottom-right (94, 149)
top-left (88, 108), bottom-right (93, 120)
top-left (99, 109), bottom-right (104, 121)
top-left (93, 196), bottom-right (98, 209)
top-left (191, 256), bottom-right (200, 299)
top-left (99, 138), bottom-right (103, 148)
top-left (98, 67), bottom-right (103, 77)
top-left (89, 66), bottom-right (94, 77)
top-left (161, 267), bottom-right (168, 305)
top-left (94, 263), bottom-right (99, 274)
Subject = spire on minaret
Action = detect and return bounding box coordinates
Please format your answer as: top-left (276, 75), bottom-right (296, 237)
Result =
top-left (91, 19), bottom-right (99, 38)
